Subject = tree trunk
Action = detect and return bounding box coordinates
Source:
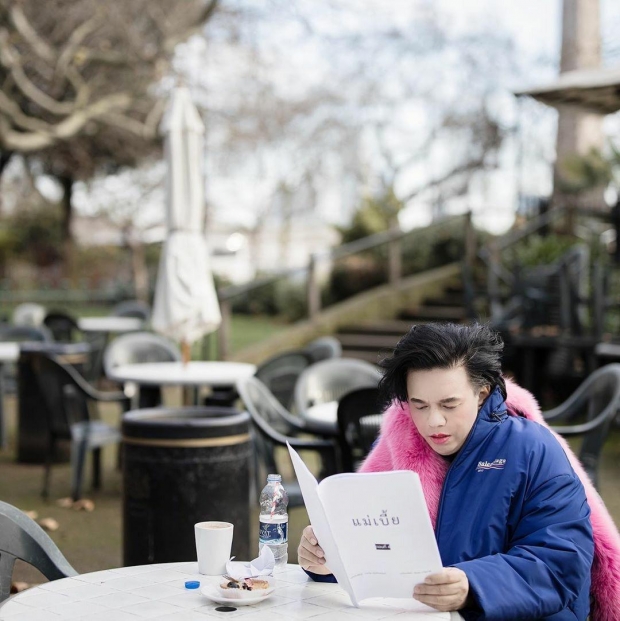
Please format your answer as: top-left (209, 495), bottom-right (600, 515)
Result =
top-left (58, 174), bottom-right (75, 273)
top-left (129, 239), bottom-right (150, 303)
top-left (0, 151), bottom-right (13, 215)
top-left (552, 0), bottom-right (605, 218)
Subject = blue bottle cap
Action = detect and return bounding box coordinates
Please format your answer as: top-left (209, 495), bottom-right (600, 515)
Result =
top-left (185, 580), bottom-right (200, 589)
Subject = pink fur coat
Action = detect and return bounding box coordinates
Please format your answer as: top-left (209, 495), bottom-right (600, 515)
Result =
top-left (359, 378), bottom-right (620, 621)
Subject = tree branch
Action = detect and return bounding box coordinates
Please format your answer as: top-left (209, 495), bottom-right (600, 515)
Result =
top-left (8, 4), bottom-right (56, 62)
top-left (400, 156), bottom-right (488, 203)
top-left (56, 11), bottom-right (103, 76)
top-left (100, 109), bottom-right (160, 139)
top-left (163, 0), bottom-right (220, 52)
top-left (0, 31), bottom-right (76, 115)
top-left (0, 92), bottom-right (132, 151)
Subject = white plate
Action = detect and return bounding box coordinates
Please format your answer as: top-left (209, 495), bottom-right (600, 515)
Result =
top-left (201, 582), bottom-right (275, 606)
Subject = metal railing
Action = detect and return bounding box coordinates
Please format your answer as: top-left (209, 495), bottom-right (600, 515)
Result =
top-left (217, 211), bottom-right (476, 358)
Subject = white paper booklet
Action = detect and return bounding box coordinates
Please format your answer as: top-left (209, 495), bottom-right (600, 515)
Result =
top-left (288, 443), bottom-right (445, 612)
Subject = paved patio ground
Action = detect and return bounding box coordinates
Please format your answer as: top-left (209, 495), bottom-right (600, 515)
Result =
top-left (1, 392), bottom-right (618, 589)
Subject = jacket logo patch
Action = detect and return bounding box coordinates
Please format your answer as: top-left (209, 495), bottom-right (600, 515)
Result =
top-left (476, 458), bottom-right (506, 472)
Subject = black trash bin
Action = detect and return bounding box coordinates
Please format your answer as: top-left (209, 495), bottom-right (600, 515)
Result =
top-left (122, 406), bottom-right (252, 567)
top-left (17, 342), bottom-right (91, 464)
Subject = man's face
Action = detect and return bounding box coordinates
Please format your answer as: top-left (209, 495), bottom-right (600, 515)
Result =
top-left (406, 365), bottom-right (490, 456)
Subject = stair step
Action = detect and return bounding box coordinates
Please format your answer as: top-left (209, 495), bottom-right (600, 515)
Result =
top-left (340, 349), bottom-right (386, 364)
top-left (337, 334), bottom-right (401, 350)
top-left (400, 306), bottom-right (467, 321)
top-left (338, 320), bottom-right (415, 336)
top-left (424, 293), bottom-right (465, 307)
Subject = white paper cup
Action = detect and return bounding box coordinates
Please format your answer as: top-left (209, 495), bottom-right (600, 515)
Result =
top-left (195, 521), bottom-right (234, 575)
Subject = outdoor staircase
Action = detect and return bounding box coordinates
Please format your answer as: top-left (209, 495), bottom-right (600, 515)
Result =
top-left (335, 281), bottom-right (481, 363)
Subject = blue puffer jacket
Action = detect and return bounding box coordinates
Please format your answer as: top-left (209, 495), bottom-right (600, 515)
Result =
top-left (307, 387), bottom-right (594, 621)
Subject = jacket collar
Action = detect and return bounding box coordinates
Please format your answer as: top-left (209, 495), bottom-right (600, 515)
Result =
top-left (477, 385), bottom-right (507, 423)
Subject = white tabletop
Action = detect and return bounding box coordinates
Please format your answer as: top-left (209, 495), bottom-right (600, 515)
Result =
top-left (0, 562), bottom-right (464, 621)
top-left (304, 401), bottom-right (338, 425)
top-left (0, 342), bottom-right (19, 363)
top-left (77, 317), bottom-right (144, 333)
top-left (108, 361), bottom-right (257, 387)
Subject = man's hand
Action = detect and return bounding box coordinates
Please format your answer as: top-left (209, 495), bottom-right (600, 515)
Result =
top-left (413, 567), bottom-right (470, 612)
top-left (297, 526), bottom-right (332, 575)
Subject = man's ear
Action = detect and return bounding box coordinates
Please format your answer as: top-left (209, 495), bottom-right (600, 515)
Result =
top-left (478, 385), bottom-right (491, 406)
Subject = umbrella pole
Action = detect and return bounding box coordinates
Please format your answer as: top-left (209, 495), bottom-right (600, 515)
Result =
top-left (181, 340), bottom-right (191, 365)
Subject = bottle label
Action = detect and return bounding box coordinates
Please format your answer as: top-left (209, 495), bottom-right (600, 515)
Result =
top-left (259, 520), bottom-right (288, 544)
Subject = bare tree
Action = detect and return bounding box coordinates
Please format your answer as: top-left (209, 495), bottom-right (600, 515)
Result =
top-left (0, 0), bottom-right (218, 153)
top-left (188, 0), bottom-right (517, 244)
top-left (0, 0), bottom-right (219, 262)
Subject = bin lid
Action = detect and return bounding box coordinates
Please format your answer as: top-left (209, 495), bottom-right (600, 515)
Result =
top-left (122, 406), bottom-right (250, 440)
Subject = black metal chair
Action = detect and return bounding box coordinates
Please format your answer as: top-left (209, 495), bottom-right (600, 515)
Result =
top-left (255, 350), bottom-right (314, 410)
top-left (294, 357), bottom-right (381, 416)
top-left (303, 336), bottom-right (342, 363)
top-left (24, 350), bottom-right (130, 501)
top-left (103, 332), bottom-right (181, 408)
top-left (542, 363), bottom-right (620, 489)
top-left (236, 376), bottom-right (341, 508)
top-left (337, 387), bottom-right (384, 473)
top-left (43, 311), bottom-right (82, 343)
top-left (110, 300), bottom-right (151, 322)
top-left (0, 500), bottom-right (78, 602)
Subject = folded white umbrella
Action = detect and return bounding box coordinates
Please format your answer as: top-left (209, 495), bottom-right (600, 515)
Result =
top-left (152, 87), bottom-right (221, 362)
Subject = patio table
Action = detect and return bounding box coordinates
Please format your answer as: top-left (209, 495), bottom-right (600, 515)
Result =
top-left (108, 361), bottom-right (257, 406)
top-left (0, 561), bottom-right (464, 620)
top-left (77, 317), bottom-right (144, 333)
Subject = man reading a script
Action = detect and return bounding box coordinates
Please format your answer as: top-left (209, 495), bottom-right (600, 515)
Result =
top-left (299, 323), bottom-right (620, 620)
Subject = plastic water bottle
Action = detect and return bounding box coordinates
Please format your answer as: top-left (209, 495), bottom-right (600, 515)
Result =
top-left (259, 474), bottom-right (289, 569)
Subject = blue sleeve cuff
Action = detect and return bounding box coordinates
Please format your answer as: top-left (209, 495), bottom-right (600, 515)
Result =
top-left (303, 568), bottom-right (338, 583)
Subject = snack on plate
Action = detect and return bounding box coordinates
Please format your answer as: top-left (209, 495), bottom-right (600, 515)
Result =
top-left (218, 576), bottom-right (272, 599)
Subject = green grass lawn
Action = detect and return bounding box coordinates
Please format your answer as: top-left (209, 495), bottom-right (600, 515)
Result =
top-left (229, 314), bottom-right (286, 355)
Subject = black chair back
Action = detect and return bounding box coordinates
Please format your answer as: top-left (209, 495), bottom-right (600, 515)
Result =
top-left (303, 336), bottom-right (342, 363)
top-left (110, 300), bottom-right (151, 321)
top-left (29, 353), bottom-right (93, 438)
top-left (0, 500), bottom-right (77, 602)
top-left (237, 376), bottom-right (341, 508)
top-left (22, 349), bottom-right (127, 500)
top-left (337, 387), bottom-right (383, 472)
top-left (43, 311), bottom-right (81, 343)
top-left (255, 351), bottom-right (313, 409)
top-left (543, 363), bottom-right (620, 488)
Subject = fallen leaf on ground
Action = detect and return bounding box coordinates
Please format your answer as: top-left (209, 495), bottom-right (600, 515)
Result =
top-left (37, 517), bottom-right (60, 532)
top-left (56, 497), bottom-right (74, 508)
top-left (72, 499), bottom-right (95, 512)
top-left (24, 510), bottom-right (38, 520)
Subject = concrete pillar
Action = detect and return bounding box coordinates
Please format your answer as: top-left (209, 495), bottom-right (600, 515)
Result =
top-left (552, 0), bottom-right (605, 213)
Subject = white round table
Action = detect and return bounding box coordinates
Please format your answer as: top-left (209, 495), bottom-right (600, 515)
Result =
top-left (0, 562), bottom-right (464, 620)
top-left (77, 317), bottom-right (144, 333)
top-left (108, 361), bottom-right (257, 407)
top-left (107, 361), bottom-right (256, 388)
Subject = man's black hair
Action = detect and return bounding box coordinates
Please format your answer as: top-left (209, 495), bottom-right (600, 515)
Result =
top-left (378, 322), bottom-right (506, 409)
